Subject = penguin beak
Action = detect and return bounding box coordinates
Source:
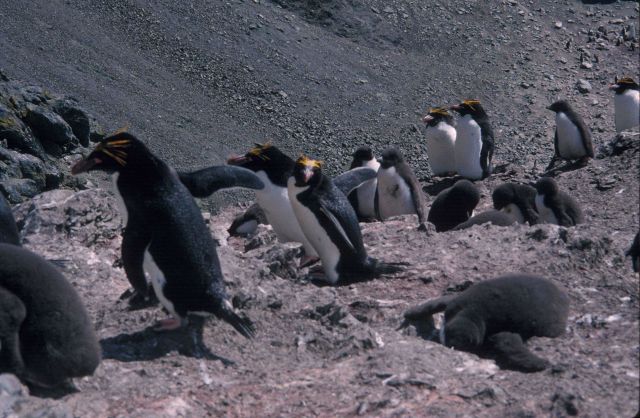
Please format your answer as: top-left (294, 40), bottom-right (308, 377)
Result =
top-left (422, 114), bottom-right (434, 123)
top-left (302, 167), bottom-right (314, 183)
top-left (608, 84), bottom-right (619, 90)
top-left (71, 157), bottom-right (101, 175)
top-left (227, 155), bottom-right (248, 165)
top-left (449, 104), bottom-right (461, 111)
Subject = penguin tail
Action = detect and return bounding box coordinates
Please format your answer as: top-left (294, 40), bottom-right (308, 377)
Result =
top-left (368, 258), bottom-right (408, 276)
top-left (215, 300), bottom-right (255, 339)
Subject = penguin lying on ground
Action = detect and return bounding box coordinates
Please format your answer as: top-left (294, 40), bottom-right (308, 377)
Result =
top-left (452, 209), bottom-right (516, 230)
top-left (450, 100), bottom-right (495, 180)
top-left (0, 192), bottom-right (20, 246)
top-left (72, 132), bottom-right (254, 338)
top-left (178, 165), bottom-right (264, 198)
top-left (492, 183), bottom-right (539, 225)
top-left (422, 107), bottom-right (457, 177)
top-left (427, 180), bottom-right (479, 232)
top-left (534, 177), bottom-right (583, 227)
top-left (0, 205), bottom-right (100, 392)
top-left (287, 156), bottom-right (405, 285)
top-left (376, 147), bottom-right (428, 230)
top-left (609, 76), bottom-right (639, 133)
top-left (228, 203), bottom-right (267, 237)
top-left (545, 100), bottom-right (594, 172)
top-left (402, 274), bottom-right (569, 372)
top-left (627, 231), bottom-right (640, 273)
top-left (347, 147), bottom-right (380, 221)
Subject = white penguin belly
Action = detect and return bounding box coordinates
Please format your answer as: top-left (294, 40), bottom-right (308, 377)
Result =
top-left (143, 248), bottom-right (177, 317)
top-left (535, 195), bottom-right (559, 225)
top-left (377, 167), bottom-right (415, 220)
top-left (614, 90), bottom-right (639, 132)
top-left (287, 180), bottom-right (340, 283)
top-left (501, 203), bottom-right (525, 224)
top-left (455, 115), bottom-right (483, 180)
top-left (425, 122), bottom-right (457, 176)
top-left (235, 219), bottom-right (258, 235)
top-left (355, 159), bottom-right (380, 218)
top-left (255, 171), bottom-right (318, 257)
top-left (556, 112), bottom-right (587, 159)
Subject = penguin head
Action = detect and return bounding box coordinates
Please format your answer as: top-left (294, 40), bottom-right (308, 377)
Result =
top-left (422, 107), bottom-right (454, 127)
top-left (534, 177), bottom-right (558, 196)
top-left (228, 142), bottom-right (292, 173)
top-left (609, 76), bottom-right (639, 94)
top-left (449, 180), bottom-right (480, 211)
top-left (546, 100), bottom-right (572, 113)
top-left (71, 132), bottom-right (146, 174)
top-left (492, 183), bottom-right (517, 210)
top-left (380, 147), bottom-right (404, 169)
top-left (292, 155), bottom-right (322, 187)
top-left (450, 100), bottom-right (485, 117)
top-left (350, 147), bottom-right (374, 168)
top-left (444, 315), bottom-right (484, 350)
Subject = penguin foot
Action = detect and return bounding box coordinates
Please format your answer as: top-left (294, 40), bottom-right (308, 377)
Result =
top-left (154, 317), bottom-right (186, 331)
top-left (299, 255), bottom-right (320, 268)
top-left (122, 289), bottom-right (159, 311)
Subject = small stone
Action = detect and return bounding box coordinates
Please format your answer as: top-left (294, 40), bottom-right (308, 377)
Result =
top-left (554, 21), bottom-right (563, 29)
top-left (580, 61), bottom-right (593, 69)
top-left (576, 79), bottom-right (592, 94)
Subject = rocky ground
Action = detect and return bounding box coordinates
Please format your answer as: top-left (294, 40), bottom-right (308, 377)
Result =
top-left (2, 130), bottom-right (638, 417)
top-left (0, 0), bottom-right (639, 417)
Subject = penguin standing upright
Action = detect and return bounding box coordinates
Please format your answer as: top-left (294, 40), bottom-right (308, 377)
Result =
top-left (450, 100), bottom-right (494, 180)
top-left (609, 77), bottom-right (639, 133)
top-left (0, 192), bottom-right (20, 246)
top-left (228, 143), bottom-right (320, 267)
top-left (422, 107), bottom-right (457, 176)
top-left (72, 132), bottom-right (254, 337)
top-left (546, 100), bottom-right (594, 171)
top-left (287, 156), bottom-right (404, 285)
top-left (376, 147), bottom-right (428, 230)
top-left (347, 147), bottom-right (380, 221)
top-left (534, 177), bottom-right (583, 227)
top-left (492, 183), bottom-right (539, 225)
top-left (427, 180), bottom-right (480, 232)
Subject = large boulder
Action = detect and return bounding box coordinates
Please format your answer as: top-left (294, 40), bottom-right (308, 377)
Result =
top-left (22, 104), bottom-right (78, 156)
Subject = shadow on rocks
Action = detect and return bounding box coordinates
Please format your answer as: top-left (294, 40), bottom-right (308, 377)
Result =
top-left (100, 315), bottom-right (235, 366)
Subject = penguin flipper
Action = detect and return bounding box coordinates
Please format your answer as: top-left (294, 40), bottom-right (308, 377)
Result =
top-left (179, 166), bottom-right (265, 198)
top-left (333, 167), bottom-right (377, 196)
top-left (214, 300), bottom-right (255, 339)
top-left (319, 205), bottom-right (355, 251)
top-left (575, 120), bottom-right (594, 158)
top-left (487, 332), bottom-right (549, 372)
top-left (403, 294), bottom-right (454, 322)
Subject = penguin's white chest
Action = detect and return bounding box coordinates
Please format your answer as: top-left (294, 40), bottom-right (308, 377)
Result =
top-left (143, 248), bottom-right (177, 317)
top-left (255, 171), bottom-right (317, 257)
top-left (355, 159), bottom-right (380, 218)
top-left (287, 179), bottom-right (340, 283)
top-left (535, 194), bottom-right (558, 225)
top-left (555, 112), bottom-right (587, 159)
top-left (377, 166), bottom-right (415, 219)
top-left (614, 90), bottom-right (640, 132)
top-left (425, 122), bottom-right (457, 176)
top-left (501, 203), bottom-right (525, 224)
top-left (454, 115), bottom-right (483, 180)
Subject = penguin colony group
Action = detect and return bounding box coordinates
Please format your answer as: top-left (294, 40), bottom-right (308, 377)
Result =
top-left (0, 77), bottom-right (637, 394)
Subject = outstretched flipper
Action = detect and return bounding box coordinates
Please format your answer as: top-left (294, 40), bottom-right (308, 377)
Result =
top-left (179, 166), bottom-right (264, 198)
top-left (403, 294), bottom-right (455, 322)
top-left (487, 331), bottom-right (549, 372)
top-left (334, 167), bottom-right (377, 196)
top-left (213, 300), bottom-right (255, 339)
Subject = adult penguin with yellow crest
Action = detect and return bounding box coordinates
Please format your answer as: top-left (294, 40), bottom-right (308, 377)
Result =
top-left (451, 99), bottom-right (495, 180)
top-left (287, 156), bottom-right (405, 285)
top-left (71, 132), bottom-right (254, 338)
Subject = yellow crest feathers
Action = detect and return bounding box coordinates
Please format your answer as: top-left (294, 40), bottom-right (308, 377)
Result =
top-left (296, 155), bottom-right (322, 168)
top-left (248, 141), bottom-right (272, 159)
top-left (429, 107), bottom-right (449, 116)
